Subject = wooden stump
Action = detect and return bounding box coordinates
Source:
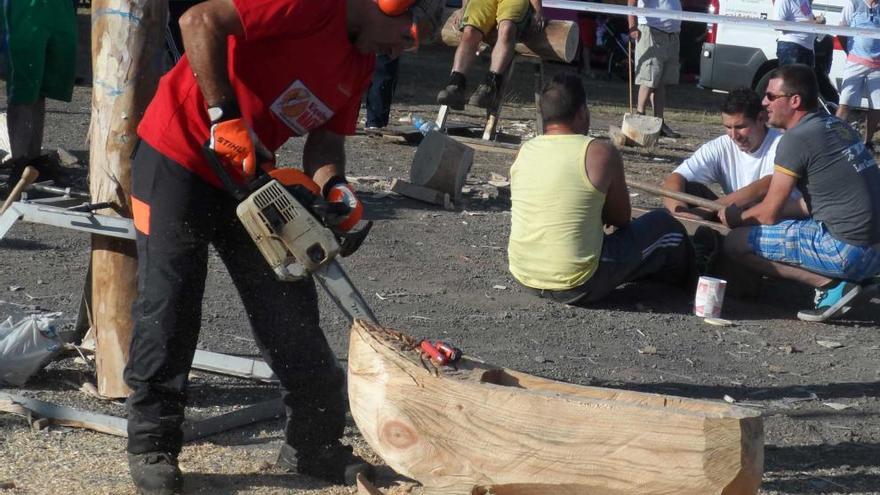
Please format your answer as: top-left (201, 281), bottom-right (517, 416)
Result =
top-left (391, 178), bottom-right (453, 209)
top-left (440, 8), bottom-right (580, 64)
top-left (348, 321), bottom-right (764, 495)
top-left (411, 131), bottom-right (473, 203)
top-left (608, 125), bottom-right (632, 148)
top-left (90, 0), bottom-right (167, 398)
top-left (621, 113), bottom-right (662, 147)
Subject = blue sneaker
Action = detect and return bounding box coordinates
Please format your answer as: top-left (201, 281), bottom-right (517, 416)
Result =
top-left (797, 280), bottom-right (863, 322)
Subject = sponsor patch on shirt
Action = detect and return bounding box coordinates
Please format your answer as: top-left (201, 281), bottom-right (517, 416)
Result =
top-left (270, 80), bottom-right (334, 135)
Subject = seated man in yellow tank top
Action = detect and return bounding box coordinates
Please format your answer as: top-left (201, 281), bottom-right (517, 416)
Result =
top-left (508, 73), bottom-right (695, 305)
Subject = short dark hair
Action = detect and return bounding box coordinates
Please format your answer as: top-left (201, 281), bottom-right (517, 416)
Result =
top-left (767, 64), bottom-right (819, 111)
top-left (540, 73), bottom-right (587, 125)
top-left (720, 88), bottom-right (763, 121)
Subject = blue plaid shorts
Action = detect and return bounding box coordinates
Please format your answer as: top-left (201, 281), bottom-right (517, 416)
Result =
top-left (748, 219), bottom-right (880, 281)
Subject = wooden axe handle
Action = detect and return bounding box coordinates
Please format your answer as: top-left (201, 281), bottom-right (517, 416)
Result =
top-left (626, 179), bottom-right (725, 212)
top-left (1, 165), bottom-right (40, 214)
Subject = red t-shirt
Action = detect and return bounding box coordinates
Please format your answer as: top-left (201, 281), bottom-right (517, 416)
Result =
top-left (138, 0), bottom-right (375, 186)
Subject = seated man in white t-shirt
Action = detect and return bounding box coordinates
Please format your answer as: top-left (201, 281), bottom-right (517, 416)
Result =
top-left (663, 88), bottom-right (797, 220)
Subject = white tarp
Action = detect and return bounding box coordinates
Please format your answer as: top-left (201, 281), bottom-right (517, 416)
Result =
top-left (0, 112), bottom-right (9, 163)
top-left (0, 312), bottom-right (63, 386)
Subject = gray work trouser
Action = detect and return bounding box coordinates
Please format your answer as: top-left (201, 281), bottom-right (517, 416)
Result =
top-left (530, 209), bottom-right (695, 305)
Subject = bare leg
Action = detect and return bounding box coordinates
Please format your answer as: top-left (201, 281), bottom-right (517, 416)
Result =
top-left (723, 227), bottom-right (833, 288)
top-left (865, 109), bottom-right (880, 145)
top-left (636, 85), bottom-right (653, 114)
top-left (451, 26), bottom-right (484, 75)
top-left (8, 98), bottom-right (46, 159)
top-left (652, 84), bottom-right (666, 119)
top-left (488, 20), bottom-right (517, 74)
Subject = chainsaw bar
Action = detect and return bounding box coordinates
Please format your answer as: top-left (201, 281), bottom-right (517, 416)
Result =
top-left (313, 259), bottom-right (378, 325)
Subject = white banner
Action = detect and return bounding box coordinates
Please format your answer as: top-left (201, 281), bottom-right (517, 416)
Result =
top-left (544, 0), bottom-right (880, 39)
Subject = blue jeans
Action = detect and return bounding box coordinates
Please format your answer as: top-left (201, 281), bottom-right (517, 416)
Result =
top-left (365, 54), bottom-right (400, 128)
top-left (777, 41), bottom-right (815, 67)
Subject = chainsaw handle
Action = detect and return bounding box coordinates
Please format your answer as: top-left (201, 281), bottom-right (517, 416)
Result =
top-left (202, 143), bottom-right (250, 202)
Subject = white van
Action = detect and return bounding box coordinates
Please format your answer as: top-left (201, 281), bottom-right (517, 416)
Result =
top-left (699, 0), bottom-right (849, 96)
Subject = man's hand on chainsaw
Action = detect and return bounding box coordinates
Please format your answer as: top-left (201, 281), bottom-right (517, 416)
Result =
top-left (323, 178), bottom-right (363, 232)
top-left (209, 118), bottom-right (270, 179)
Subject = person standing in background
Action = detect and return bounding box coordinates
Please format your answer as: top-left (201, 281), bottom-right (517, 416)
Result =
top-left (836, 0), bottom-right (880, 150)
top-left (1, 0), bottom-right (77, 161)
top-left (365, 54), bottom-right (401, 130)
top-left (773, 0), bottom-right (825, 67)
top-left (627, 0), bottom-right (682, 137)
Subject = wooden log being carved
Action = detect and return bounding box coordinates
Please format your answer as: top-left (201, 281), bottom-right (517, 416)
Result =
top-left (348, 321), bottom-right (763, 495)
top-left (441, 8), bottom-right (580, 63)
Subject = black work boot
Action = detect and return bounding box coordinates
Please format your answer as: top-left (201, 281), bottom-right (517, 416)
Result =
top-left (128, 452), bottom-right (182, 495)
top-left (276, 441), bottom-right (375, 485)
top-left (437, 71), bottom-right (467, 110)
top-left (469, 71), bottom-right (503, 108)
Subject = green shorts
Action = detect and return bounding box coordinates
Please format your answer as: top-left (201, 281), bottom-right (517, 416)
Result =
top-left (2, 0), bottom-right (77, 104)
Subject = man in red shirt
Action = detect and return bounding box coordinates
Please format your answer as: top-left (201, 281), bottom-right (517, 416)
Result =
top-left (125, 0), bottom-right (441, 493)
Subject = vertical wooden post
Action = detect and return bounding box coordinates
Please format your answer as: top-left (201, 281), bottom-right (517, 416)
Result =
top-left (90, 0), bottom-right (167, 398)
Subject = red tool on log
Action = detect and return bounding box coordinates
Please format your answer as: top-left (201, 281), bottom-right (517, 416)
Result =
top-left (435, 341), bottom-right (462, 364)
top-left (419, 340), bottom-right (447, 366)
top-left (419, 340), bottom-right (463, 366)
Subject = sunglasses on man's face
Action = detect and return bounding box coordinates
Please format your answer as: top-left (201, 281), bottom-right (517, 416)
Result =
top-left (764, 92), bottom-right (794, 102)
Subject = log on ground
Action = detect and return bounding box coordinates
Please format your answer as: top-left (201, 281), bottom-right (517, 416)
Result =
top-left (621, 113), bottom-right (662, 147)
top-left (411, 131), bottom-right (473, 201)
top-left (347, 320), bottom-right (763, 495)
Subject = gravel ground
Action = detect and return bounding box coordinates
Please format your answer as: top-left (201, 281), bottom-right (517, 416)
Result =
top-left (1, 37), bottom-right (879, 495)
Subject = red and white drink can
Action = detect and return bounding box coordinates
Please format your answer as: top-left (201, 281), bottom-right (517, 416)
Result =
top-left (694, 276), bottom-right (727, 318)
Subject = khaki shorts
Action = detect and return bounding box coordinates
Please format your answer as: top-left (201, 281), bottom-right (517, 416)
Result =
top-left (460, 0), bottom-right (531, 36)
top-left (634, 26), bottom-right (680, 88)
top-left (839, 61), bottom-right (880, 109)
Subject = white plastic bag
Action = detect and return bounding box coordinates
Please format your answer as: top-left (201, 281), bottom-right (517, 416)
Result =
top-left (0, 312), bottom-right (63, 386)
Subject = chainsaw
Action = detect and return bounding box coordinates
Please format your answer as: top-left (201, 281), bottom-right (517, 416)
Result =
top-left (203, 146), bottom-right (378, 324)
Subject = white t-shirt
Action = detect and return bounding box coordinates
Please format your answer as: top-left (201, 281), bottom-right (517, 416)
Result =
top-left (773, 0), bottom-right (817, 49)
top-left (638, 0), bottom-right (682, 33)
top-left (673, 128), bottom-right (782, 194)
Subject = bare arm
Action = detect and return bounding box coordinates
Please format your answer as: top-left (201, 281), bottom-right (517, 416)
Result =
top-left (586, 140), bottom-right (631, 228)
top-left (661, 172), bottom-right (714, 219)
top-left (780, 195), bottom-right (810, 219)
top-left (304, 129), bottom-right (347, 190)
top-left (722, 171), bottom-right (797, 227)
top-left (717, 175), bottom-right (771, 208)
top-left (627, 0), bottom-right (639, 40)
top-left (179, 0), bottom-right (245, 107)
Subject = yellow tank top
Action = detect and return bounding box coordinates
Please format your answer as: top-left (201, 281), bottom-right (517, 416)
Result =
top-left (508, 134), bottom-right (605, 290)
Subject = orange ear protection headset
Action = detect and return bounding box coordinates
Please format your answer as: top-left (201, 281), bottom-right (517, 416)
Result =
top-left (377, 0), bottom-right (416, 16)
top-left (376, 0), bottom-right (421, 50)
